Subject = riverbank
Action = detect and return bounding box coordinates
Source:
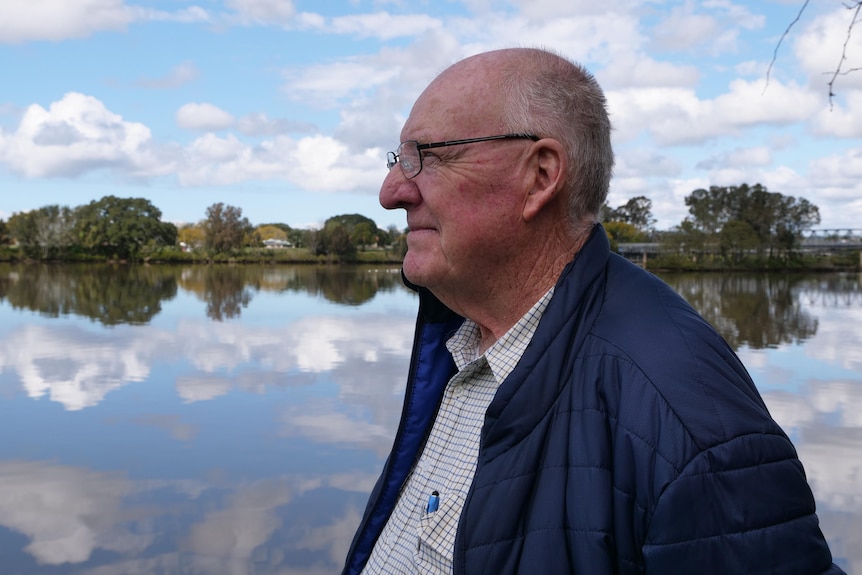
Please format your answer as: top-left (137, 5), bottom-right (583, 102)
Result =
top-left (0, 246), bottom-right (405, 266)
top-left (1, 245), bottom-right (859, 272)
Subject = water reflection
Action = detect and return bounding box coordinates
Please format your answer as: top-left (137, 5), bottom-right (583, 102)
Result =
top-left (0, 264), bottom-right (178, 325)
top-left (0, 266), bottom-right (858, 573)
top-left (0, 312), bottom-right (413, 411)
top-left (659, 273), bottom-right (824, 349)
top-left (0, 460), bottom-right (378, 574)
top-left (0, 263), bottom-right (407, 325)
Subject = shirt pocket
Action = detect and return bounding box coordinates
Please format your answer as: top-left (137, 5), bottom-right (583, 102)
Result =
top-left (416, 492), bottom-right (463, 570)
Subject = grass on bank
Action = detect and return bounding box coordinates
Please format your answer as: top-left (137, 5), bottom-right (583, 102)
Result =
top-left (1, 244), bottom-right (859, 272)
top-left (0, 245), bottom-right (405, 265)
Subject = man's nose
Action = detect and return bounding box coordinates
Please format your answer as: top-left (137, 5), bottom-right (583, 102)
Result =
top-left (379, 167), bottom-right (419, 210)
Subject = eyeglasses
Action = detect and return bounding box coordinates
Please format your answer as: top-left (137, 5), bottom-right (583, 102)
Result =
top-left (386, 133), bottom-right (539, 179)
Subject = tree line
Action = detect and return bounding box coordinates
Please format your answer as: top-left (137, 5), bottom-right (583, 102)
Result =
top-left (602, 183), bottom-right (827, 268)
top-left (0, 183), bottom-right (834, 268)
top-left (0, 196), bottom-right (404, 262)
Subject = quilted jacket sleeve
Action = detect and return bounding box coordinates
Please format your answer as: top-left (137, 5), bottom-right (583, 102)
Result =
top-left (642, 431), bottom-right (844, 574)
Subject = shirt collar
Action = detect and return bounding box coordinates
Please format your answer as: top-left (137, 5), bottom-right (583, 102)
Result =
top-left (446, 287), bottom-right (555, 385)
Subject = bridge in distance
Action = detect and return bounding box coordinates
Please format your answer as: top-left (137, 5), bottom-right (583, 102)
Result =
top-left (618, 229), bottom-right (862, 257)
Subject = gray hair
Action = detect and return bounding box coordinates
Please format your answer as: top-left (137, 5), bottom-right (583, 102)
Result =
top-left (500, 48), bottom-right (614, 232)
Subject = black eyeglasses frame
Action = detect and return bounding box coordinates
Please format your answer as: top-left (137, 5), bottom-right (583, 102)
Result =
top-left (386, 133), bottom-right (540, 179)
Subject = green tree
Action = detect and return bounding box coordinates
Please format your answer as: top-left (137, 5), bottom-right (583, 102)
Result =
top-left (662, 219), bottom-right (710, 262)
top-left (203, 203), bottom-right (253, 254)
top-left (684, 184), bottom-right (820, 262)
top-left (178, 222), bottom-right (206, 251)
top-left (287, 228), bottom-right (310, 249)
top-left (258, 222), bottom-right (310, 247)
top-left (312, 223), bottom-right (357, 258)
top-left (323, 214), bottom-right (385, 252)
top-left (256, 224), bottom-right (288, 242)
top-left (76, 196), bottom-right (177, 260)
top-left (351, 221), bottom-right (378, 249)
top-left (602, 195), bottom-right (655, 236)
top-left (7, 211), bottom-right (39, 256)
top-left (0, 218), bottom-right (10, 246)
top-left (603, 221), bottom-right (640, 252)
top-left (7, 205), bottom-right (78, 259)
top-left (34, 205), bottom-right (78, 258)
top-left (719, 220), bottom-right (760, 264)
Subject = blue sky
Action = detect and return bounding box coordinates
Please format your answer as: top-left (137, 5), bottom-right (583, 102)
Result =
top-left (1, 0), bottom-right (860, 232)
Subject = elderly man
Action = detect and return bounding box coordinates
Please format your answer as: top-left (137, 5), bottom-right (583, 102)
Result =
top-left (342, 48), bottom-right (843, 574)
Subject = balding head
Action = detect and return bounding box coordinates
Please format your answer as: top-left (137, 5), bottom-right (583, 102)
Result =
top-left (427, 48), bottom-right (614, 233)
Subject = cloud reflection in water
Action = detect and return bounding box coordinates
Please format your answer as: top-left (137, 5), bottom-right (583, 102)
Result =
top-left (0, 269), bottom-right (859, 572)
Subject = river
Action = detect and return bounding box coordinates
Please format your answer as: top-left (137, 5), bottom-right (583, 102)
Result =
top-left (0, 264), bottom-right (858, 573)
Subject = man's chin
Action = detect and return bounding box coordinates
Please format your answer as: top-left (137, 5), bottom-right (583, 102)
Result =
top-left (401, 254), bottom-right (435, 288)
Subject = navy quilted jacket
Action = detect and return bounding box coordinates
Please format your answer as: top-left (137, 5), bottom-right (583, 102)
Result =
top-left (342, 226), bottom-right (843, 574)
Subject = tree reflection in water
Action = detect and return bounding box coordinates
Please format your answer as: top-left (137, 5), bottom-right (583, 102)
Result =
top-left (0, 264), bottom-right (856, 349)
top-left (659, 272), bottom-right (825, 350)
top-left (0, 263), bottom-right (179, 325)
top-left (0, 265), bottom-right (858, 573)
top-left (0, 264), bottom-right (409, 326)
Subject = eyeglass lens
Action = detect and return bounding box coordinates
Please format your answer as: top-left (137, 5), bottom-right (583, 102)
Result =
top-left (395, 141), bottom-right (420, 178)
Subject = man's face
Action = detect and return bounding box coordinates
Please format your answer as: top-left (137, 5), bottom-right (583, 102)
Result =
top-left (379, 60), bottom-right (530, 301)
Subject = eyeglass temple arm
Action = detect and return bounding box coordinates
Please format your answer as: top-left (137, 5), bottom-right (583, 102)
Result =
top-left (417, 133), bottom-right (539, 150)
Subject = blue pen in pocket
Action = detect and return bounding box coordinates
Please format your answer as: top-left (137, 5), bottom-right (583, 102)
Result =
top-left (426, 490), bottom-right (439, 513)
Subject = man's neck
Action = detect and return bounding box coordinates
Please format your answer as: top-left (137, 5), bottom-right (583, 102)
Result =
top-left (446, 226), bottom-right (590, 351)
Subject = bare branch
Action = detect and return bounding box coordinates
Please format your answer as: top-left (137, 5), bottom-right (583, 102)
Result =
top-left (764, 0), bottom-right (811, 94)
top-left (827, 0), bottom-right (862, 108)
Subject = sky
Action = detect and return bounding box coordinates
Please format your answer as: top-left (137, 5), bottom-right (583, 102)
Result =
top-left (0, 0), bottom-right (860, 233)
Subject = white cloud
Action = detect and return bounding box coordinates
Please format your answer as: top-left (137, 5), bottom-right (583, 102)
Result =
top-left (280, 398), bottom-right (396, 456)
top-left (0, 309), bottom-right (413, 411)
top-left (178, 133), bottom-right (383, 191)
top-left (794, 6), bottom-right (862, 93)
top-left (600, 54), bottom-right (701, 90)
top-left (176, 102), bottom-right (235, 131)
top-left (703, 0), bottom-right (765, 30)
top-left (650, 4), bottom-right (720, 52)
top-left (614, 148), bottom-right (683, 179)
top-left (696, 146), bottom-right (773, 170)
top-left (0, 93), bottom-right (386, 190)
top-left (608, 78), bottom-right (820, 146)
top-left (186, 479), bottom-right (294, 562)
top-left (282, 58), bottom-right (403, 109)
top-left (328, 12), bottom-right (442, 40)
top-left (764, 376), bottom-right (862, 515)
top-left (176, 374), bottom-right (234, 403)
top-left (804, 306), bottom-right (862, 372)
top-left (0, 0), bottom-right (134, 43)
top-left (186, 133), bottom-right (246, 162)
top-left (225, 0), bottom-right (297, 27)
top-left (810, 92), bottom-right (862, 138)
top-left (508, 0), bottom-right (643, 18)
top-left (808, 147), bottom-right (862, 190)
top-left (135, 61), bottom-right (201, 90)
top-left (0, 461), bottom-right (150, 564)
top-left (2, 325), bottom-right (156, 411)
top-left (0, 92), bottom-right (164, 179)
top-left (0, 459), bottom-right (374, 571)
top-left (0, 0), bottom-right (209, 44)
top-left (648, 0), bottom-right (764, 55)
top-left (236, 112), bottom-right (316, 136)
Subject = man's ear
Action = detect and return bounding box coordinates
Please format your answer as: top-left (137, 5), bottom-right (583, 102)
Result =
top-left (523, 139), bottom-right (566, 221)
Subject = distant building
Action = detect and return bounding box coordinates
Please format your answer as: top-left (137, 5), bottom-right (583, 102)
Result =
top-left (263, 238), bottom-right (292, 249)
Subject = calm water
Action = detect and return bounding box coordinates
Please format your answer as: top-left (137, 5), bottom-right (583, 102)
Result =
top-left (0, 264), bottom-right (859, 574)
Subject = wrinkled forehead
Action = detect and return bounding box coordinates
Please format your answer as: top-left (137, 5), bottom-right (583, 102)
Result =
top-left (402, 58), bottom-right (505, 140)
